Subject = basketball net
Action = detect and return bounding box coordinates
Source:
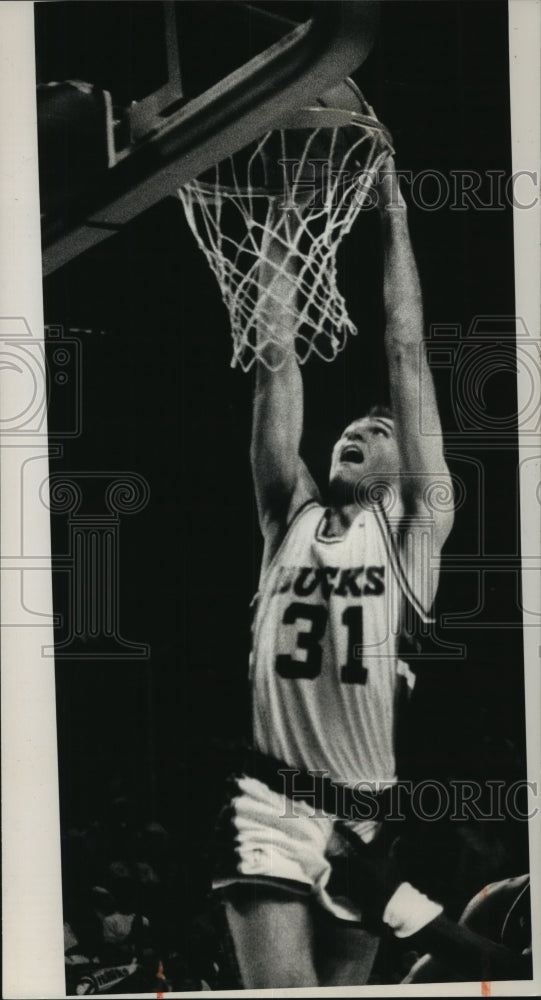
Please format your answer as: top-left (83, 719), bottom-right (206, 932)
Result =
top-left (178, 101), bottom-right (393, 371)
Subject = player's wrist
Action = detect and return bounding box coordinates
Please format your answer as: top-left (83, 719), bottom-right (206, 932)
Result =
top-left (376, 161), bottom-right (407, 215)
top-left (382, 881), bottom-right (443, 938)
top-left (379, 202), bottom-right (408, 216)
top-left (378, 194), bottom-right (408, 220)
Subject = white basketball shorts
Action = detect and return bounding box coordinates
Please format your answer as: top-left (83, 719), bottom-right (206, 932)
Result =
top-left (214, 773), bottom-right (381, 923)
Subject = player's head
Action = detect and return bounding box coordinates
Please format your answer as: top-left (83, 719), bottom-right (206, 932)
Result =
top-left (328, 405), bottom-right (399, 502)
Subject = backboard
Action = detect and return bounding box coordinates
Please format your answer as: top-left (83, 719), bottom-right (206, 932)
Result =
top-left (36, 1), bottom-right (379, 275)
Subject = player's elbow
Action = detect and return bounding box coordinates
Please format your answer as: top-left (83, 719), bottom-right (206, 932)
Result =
top-left (251, 448), bottom-right (297, 519)
top-left (385, 340), bottom-right (424, 392)
top-left (435, 506), bottom-right (455, 548)
top-left (403, 469), bottom-right (455, 546)
top-left (250, 440), bottom-right (293, 486)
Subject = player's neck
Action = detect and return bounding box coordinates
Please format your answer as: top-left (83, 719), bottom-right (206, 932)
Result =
top-left (325, 503), bottom-right (360, 535)
top-left (326, 478), bottom-right (400, 528)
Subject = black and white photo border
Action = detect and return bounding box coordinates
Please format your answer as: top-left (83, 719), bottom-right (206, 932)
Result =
top-left (0, 1), bottom-right (539, 996)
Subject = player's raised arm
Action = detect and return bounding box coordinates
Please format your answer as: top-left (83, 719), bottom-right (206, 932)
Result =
top-left (377, 159), bottom-right (454, 556)
top-left (250, 207), bottom-right (319, 565)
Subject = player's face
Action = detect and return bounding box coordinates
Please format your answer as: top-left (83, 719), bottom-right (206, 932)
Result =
top-left (329, 416), bottom-right (400, 493)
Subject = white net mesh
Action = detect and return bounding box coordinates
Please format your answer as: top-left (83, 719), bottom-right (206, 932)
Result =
top-left (178, 108), bottom-right (393, 371)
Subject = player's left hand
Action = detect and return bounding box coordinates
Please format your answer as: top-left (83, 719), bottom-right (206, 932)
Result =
top-left (332, 824), bottom-right (403, 933)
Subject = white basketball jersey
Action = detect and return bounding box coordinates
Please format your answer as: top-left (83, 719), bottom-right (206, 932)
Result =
top-left (251, 500), bottom-right (424, 790)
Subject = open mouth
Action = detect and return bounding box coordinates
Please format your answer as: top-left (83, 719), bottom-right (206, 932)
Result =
top-left (341, 445), bottom-right (364, 464)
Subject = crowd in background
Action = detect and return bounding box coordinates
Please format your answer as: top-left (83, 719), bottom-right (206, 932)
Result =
top-left (62, 793), bottom-right (236, 994)
top-left (61, 730), bottom-right (528, 994)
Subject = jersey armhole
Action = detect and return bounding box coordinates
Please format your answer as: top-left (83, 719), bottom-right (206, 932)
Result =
top-left (372, 502), bottom-right (436, 624)
top-left (257, 498), bottom-right (321, 592)
top-left (285, 460), bottom-right (322, 529)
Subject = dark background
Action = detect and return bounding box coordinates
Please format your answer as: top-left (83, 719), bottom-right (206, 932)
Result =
top-left (36, 0), bottom-right (529, 983)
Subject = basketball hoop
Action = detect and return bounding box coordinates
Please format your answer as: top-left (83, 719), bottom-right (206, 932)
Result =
top-left (178, 82), bottom-right (393, 371)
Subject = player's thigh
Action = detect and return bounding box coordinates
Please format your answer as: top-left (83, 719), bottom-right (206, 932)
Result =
top-left (314, 911), bottom-right (380, 986)
top-left (223, 884), bottom-right (318, 989)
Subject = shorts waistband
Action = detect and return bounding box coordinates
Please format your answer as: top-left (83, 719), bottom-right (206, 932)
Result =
top-left (240, 750), bottom-right (397, 823)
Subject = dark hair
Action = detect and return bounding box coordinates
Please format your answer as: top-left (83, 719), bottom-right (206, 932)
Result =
top-left (365, 404), bottom-right (393, 421)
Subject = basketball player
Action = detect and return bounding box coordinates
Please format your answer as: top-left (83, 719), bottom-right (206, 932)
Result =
top-left (215, 157), bottom-right (455, 988)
